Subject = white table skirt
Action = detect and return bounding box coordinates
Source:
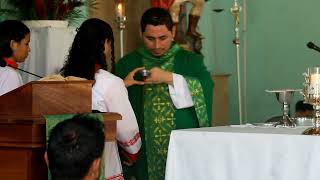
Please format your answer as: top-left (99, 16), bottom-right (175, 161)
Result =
top-left (165, 126), bottom-right (320, 180)
top-left (21, 27), bottom-right (76, 82)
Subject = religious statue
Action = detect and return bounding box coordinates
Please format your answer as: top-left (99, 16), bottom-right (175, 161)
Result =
top-left (150, 0), bottom-right (175, 10)
top-left (151, 0), bottom-right (207, 53)
top-left (170, 0), bottom-right (204, 39)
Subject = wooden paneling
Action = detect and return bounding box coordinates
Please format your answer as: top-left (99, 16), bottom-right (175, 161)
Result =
top-left (212, 74), bottom-right (230, 126)
top-left (0, 123), bottom-right (45, 147)
top-left (0, 81), bottom-right (93, 117)
top-left (0, 147), bottom-right (47, 180)
top-left (103, 113), bottom-right (121, 141)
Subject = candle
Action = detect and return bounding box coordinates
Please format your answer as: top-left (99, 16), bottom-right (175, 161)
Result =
top-left (310, 74), bottom-right (320, 86)
top-left (310, 73), bottom-right (320, 95)
top-left (116, 2), bottom-right (125, 18)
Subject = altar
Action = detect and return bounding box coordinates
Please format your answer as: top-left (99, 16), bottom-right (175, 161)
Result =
top-left (165, 126), bottom-right (320, 180)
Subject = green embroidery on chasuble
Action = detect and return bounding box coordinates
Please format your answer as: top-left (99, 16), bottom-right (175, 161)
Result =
top-left (144, 84), bottom-right (175, 180)
top-left (142, 48), bottom-right (177, 180)
top-left (185, 77), bottom-right (210, 127)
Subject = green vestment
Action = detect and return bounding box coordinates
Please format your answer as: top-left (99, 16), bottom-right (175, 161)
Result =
top-left (115, 44), bottom-right (213, 180)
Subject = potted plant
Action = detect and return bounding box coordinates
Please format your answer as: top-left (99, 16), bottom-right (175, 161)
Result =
top-left (0, 0), bottom-right (97, 27)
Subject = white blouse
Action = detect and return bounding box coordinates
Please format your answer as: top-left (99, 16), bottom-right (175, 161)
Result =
top-left (92, 69), bottom-right (141, 179)
top-left (92, 69), bottom-right (141, 154)
top-left (0, 66), bottom-right (23, 96)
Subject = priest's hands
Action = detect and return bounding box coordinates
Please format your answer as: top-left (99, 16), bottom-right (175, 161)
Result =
top-left (124, 67), bottom-right (145, 87)
top-left (144, 67), bottom-right (173, 85)
top-left (124, 67), bottom-right (173, 87)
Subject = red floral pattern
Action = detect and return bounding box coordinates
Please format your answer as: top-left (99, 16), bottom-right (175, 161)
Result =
top-left (118, 132), bottom-right (141, 147)
top-left (105, 173), bottom-right (124, 180)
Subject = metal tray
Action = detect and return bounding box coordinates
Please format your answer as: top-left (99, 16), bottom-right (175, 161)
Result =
top-left (293, 117), bottom-right (313, 126)
top-left (251, 122), bottom-right (276, 127)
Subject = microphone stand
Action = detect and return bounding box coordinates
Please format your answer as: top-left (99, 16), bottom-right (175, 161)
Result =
top-left (231, 0), bottom-right (243, 124)
top-left (3, 63), bottom-right (43, 79)
top-left (17, 67), bottom-right (43, 78)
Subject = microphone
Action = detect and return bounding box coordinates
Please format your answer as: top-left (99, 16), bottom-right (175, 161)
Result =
top-left (0, 58), bottom-right (43, 78)
top-left (307, 41), bottom-right (320, 53)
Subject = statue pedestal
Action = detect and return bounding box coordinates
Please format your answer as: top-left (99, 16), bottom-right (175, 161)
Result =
top-left (22, 20), bottom-right (68, 28)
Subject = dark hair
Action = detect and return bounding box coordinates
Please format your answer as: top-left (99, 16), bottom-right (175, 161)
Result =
top-left (60, 18), bottom-right (115, 80)
top-left (47, 114), bottom-right (105, 179)
top-left (0, 20), bottom-right (30, 67)
top-left (295, 100), bottom-right (313, 112)
top-left (141, 7), bottom-right (173, 33)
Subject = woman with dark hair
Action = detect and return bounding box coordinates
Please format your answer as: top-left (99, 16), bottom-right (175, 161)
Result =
top-left (0, 20), bottom-right (30, 96)
top-left (60, 18), bottom-right (141, 180)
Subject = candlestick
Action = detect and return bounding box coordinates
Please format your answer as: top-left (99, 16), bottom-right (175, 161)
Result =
top-left (231, 0), bottom-right (243, 124)
top-left (115, 0), bottom-right (127, 58)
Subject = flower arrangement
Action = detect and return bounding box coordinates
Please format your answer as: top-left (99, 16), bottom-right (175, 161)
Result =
top-left (0, 0), bottom-right (97, 22)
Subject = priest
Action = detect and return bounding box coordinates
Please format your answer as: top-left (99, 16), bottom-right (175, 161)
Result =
top-left (116, 7), bottom-right (213, 180)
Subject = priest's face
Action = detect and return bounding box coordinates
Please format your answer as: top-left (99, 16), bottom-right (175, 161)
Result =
top-left (142, 24), bottom-right (173, 57)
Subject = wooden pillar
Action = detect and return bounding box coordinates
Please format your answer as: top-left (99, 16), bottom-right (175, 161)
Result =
top-left (212, 74), bottom-right (230, 126)
top-left (90, 0), bottom-right (150, 62)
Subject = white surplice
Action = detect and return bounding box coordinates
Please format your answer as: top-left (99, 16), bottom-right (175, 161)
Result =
top-left (92, 69), bottom-right (141, 180)
top-left (169, 73), bottom-right (194, 109)
top-left (0, 66), bottom-right (23, 96)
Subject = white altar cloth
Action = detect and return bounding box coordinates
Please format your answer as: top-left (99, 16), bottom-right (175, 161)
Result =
top-left (165, 126), bottom-right (320, 180)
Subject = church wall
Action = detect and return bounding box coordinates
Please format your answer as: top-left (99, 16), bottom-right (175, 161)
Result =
top-left (199, 0), bottom-right (320, 124)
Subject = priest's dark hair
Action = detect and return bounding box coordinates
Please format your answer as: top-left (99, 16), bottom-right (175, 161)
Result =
top-left (141, 7), bottom-right (173, 33)
top-left (0, 20), bottom-right (30, 67)
top-left (60, 18), bottom-right (115, 80)
top-left (47, 114), bottom-right (105, 180)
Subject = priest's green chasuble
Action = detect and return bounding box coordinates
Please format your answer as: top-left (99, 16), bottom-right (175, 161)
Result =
top-left (116, 43), bottom-right (213, 180)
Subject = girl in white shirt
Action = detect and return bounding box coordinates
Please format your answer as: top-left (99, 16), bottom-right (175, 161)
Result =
top-left (60, 18), bottom-right (141, 180)
top-left (0, 20), bottom-right (30, 96)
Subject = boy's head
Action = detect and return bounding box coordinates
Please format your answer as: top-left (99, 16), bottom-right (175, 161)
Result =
top-left (45, 114), bottom-right (105, 180)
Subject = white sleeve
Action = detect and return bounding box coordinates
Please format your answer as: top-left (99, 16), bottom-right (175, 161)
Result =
top-left (168, 73), bottom-right (194, 109)
top-left (0, 69), bottom-right (23, 96)
top-left (103, 79), bottom-right (141, 154)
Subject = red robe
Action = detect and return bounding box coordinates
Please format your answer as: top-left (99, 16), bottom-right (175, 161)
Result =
top-left (150, 0), bottom-right (175, 10)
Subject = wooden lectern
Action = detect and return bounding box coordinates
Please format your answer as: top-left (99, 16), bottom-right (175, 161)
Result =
top-left (0, 81), bottom-right (120, 180)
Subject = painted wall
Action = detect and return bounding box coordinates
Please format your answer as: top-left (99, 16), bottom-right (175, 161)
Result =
top-left (199, 0), bottom-right (320, 124)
